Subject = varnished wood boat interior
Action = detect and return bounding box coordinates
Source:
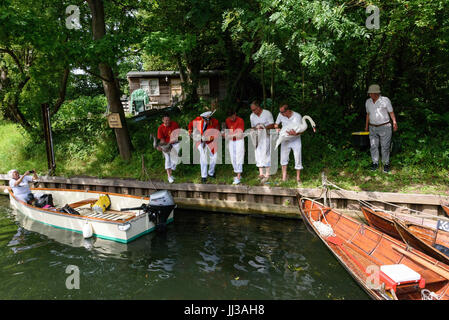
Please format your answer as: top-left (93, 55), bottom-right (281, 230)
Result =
top-left (300, 197), bottom-right (449, 300)
top-left (361, 205), bottom-right (449, 266)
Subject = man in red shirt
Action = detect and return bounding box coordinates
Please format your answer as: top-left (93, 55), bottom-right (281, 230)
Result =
top-left (157, 114), bottom-right (180, 183)
top-left (188, 111), bottom-right (220, 183)
top-left (224, 109), bottom-right (245, 185)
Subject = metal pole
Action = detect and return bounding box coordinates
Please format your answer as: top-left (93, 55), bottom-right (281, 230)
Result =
top-left (41, 104), bottom-right (56, 175)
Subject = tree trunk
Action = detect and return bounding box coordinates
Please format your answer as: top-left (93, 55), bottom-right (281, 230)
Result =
top-left (261, 62), bottom-right (266, 108)
top-left (87, 0), bottom-right (133, 161)
top-left (270, 61), bottom-right (275, 101)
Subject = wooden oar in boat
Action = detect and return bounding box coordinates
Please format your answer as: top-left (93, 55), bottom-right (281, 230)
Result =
top-left (68, 198), bottom-right (98, 209)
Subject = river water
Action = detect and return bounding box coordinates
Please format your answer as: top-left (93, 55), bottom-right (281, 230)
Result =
top-left (0, 196), bottom-right (367, 300)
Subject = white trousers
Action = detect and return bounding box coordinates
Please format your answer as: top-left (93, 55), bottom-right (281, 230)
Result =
top-left (198, 143), bottom-right (217, 178)
top-left (255, 132), bottom-right (271, 168)
top-left (163, 143), bottom-right (180, 171)
top-left (280, 137), bottom-right (303, 170)
top-left (228, 139), bottom-right (244, 174)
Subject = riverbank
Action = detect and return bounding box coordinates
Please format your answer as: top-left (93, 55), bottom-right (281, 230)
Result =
top-left (1, 174), bottom-right (448, 221)
top-left (1, 118), bottom-right (448, 196)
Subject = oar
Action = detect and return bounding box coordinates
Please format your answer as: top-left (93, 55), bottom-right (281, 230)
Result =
top-left (392, 245), bottom-right (449, 280)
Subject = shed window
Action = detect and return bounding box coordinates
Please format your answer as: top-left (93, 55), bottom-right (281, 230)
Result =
top-left (197, 78), bottom-right (210, 95)
top-left (140, 79), bottom-right (160, 96)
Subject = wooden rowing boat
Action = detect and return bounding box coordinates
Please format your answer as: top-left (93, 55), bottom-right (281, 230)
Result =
top-left (298, 195), bottom-right (449, 300)
top-left (8, 187), bottom-right (175, 243)
top-left (360, 205), bottom-right (449, 265)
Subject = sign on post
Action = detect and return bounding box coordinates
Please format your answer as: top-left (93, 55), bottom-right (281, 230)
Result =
top-left (107, 113), bottom-right (123, 129)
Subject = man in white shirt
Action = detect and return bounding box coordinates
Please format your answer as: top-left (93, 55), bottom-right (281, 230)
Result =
top-left (250, 101), bottom-right (275, 182)
top-left (364, 84), bottom-right (398, 173)
top-left (274, 104), bottom-right (303, 185)
top-left (9, 169), bottom-right (39, 203)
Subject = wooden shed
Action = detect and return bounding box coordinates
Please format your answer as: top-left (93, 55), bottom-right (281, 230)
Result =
top-left (126, 70), bottom-right (226, 111)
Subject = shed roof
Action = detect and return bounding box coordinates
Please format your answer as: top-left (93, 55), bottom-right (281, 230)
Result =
top-left (127, 70), bottom-right (224, 78)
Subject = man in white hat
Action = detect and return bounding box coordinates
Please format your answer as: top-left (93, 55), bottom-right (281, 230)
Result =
top-left (8, 169), bottom-right (39, 203)
top-left (188, 110), bottom-right (220, 183)
top-left (365, 84), bottom-right (398, 173)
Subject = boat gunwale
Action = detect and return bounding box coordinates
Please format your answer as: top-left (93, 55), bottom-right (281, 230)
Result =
top-left (8, 188), bottom-right (147, 224)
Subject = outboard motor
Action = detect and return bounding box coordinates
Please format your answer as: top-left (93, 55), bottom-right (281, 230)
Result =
top-left (121, 190), bottom-right (176, 231)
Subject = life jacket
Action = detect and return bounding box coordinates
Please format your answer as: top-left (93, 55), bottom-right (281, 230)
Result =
top-left (91, 194), bottom-right (111, 213)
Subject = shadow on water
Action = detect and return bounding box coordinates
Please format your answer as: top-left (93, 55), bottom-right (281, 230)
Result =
top-left (0, 196), bottom-right (368, 300)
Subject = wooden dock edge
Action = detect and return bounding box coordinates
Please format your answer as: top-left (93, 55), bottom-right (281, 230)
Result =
top-left (0, 174), bottom-right (448, 219)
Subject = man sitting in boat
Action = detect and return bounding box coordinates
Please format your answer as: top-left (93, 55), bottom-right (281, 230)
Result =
top-left (8, 169), bottom-right (39, 204)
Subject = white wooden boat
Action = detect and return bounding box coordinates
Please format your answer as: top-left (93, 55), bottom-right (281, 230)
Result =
top-left (8, 187), bottom-right (175, 243)
top-left (11, 209), bottom-right (157, 256)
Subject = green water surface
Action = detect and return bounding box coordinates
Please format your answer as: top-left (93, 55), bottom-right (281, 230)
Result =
top-left (0, 196), bottom-right (368, 300)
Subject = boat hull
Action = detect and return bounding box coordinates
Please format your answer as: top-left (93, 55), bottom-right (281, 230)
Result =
top-left (360, 206), bottom-right (401, 240)
top-left (9, 188), bottom-right (174, 243)
top-left (443, 205), bottom-right (449, 218)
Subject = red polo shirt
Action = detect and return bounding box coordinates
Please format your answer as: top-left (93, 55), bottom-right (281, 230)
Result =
top-left (157, 121), bottom-right (179, 143)
top-left (225, 116), bottom-right (245, 141)
top-left (188, 117), bottom-right (220, 153)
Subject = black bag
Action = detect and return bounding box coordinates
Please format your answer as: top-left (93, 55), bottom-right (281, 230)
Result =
top-left (35, 194), bottom-right (54, 208)
top-left (24, 193), bottom-right (35, 205)
top-left (61, 204), bottom-right (80, 215)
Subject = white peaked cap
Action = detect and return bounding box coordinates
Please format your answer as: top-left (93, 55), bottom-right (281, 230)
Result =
top-left (200, 110), bottom-right (215, 119)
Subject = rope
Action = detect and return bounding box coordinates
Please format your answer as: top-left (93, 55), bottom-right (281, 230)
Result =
top-left (302, 197), bottom-right (336, 238)
top-left (421, 289), bottom-right (442, 300)
top-left (319, 172), bottom-right (449, 222)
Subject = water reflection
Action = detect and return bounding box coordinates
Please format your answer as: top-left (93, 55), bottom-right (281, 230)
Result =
top-left (0, 196), bottom-right (368, 300)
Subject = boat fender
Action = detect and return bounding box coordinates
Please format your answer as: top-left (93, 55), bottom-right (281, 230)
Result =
top-left (83, 221), bottom-right (93, 238)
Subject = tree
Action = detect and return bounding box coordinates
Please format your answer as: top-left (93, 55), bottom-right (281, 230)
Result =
top-left (0, 0), bottom-right (72, 132)
top-left (85, 0), bottom-right (135, 161)
top-left (141, 0), bottom-right (231, 109)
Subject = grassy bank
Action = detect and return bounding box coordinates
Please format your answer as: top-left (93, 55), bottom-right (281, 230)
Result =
top-left (1, 113), bottom-right (448, 196)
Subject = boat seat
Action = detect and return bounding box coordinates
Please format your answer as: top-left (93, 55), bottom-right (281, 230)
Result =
top-left (380, 264), bottom-right (425, 293)
top-left (68, 198), bottom-right (98, 209)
